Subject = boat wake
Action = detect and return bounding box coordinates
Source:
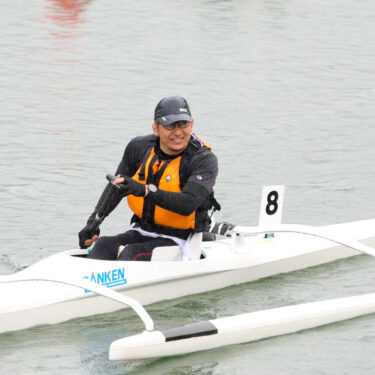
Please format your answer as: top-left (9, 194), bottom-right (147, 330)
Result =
top-left (0, 254), bottom-right (28, 274)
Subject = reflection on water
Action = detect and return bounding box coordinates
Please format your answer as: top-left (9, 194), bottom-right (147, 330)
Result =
top-left (130, 358), bottom-right (219, 375)
top-left (42, 0), bottom-right (92, 39)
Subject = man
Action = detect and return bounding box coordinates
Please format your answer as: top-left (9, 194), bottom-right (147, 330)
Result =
top-left (78, 96), bottom-right (219, 261)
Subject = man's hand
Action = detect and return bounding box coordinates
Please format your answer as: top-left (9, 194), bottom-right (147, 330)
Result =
top-left (114, 175), bottom-right (146, 197)
top-left (78, 225), bottom-right (100, 249)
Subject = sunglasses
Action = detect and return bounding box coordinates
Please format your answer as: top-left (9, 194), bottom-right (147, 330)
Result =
top-left (159, 120), bottom-right (191, 131)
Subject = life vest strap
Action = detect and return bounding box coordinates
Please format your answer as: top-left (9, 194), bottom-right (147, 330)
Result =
top-left (138, 146), bottom-right (153, 181)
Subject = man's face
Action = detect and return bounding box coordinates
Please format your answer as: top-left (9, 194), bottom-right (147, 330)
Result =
top-left (152, 120), bottom-right (194, 155)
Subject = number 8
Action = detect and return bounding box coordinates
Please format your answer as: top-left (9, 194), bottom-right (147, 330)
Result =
top-left (266, 191), bottom-right (278, 215)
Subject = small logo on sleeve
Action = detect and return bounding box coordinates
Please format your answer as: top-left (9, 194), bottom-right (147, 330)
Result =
top-left (196, 175), bottom-right (203, 180)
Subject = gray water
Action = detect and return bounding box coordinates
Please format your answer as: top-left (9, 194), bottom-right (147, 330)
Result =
top-left (1, 0), bottom-right (374, 373)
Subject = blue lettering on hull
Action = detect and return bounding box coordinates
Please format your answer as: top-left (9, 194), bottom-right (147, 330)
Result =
top-left (83, 268), bottom-right (126, 293)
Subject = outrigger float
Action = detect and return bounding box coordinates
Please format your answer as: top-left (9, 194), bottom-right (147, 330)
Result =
top-left (1, 186), bottom-right (374, 360)
top-left (109, 292), bottom-right (375, 360)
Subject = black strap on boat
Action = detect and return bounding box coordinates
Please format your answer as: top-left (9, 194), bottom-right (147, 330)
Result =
top-left (208, 221), bottom-right (235, 237)
top-left (162, 321), bottom-right (218, 342)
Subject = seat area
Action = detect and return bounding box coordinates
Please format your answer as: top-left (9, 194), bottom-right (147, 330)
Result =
top-left (151, 232), bottom-right (203, 261)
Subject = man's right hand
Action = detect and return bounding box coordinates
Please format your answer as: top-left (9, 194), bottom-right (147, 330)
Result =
top-left (78, 225), bottom-right (100, 249)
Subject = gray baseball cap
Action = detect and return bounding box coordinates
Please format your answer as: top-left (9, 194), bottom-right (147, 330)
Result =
top-left (154, 96), bottom-right (192, 126)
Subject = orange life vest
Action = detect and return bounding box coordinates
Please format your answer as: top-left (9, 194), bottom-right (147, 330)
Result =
top-left (127, 147), bottom-right (197, 230)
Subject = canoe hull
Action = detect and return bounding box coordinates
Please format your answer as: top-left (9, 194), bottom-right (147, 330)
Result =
top-left (1, 219), bottom-right (375, 334)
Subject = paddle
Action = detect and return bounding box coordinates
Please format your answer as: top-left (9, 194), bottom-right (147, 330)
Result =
top-left (86, 174), bottom-right (119, 235)
top-left (83, 174), bottom-right (128, 248)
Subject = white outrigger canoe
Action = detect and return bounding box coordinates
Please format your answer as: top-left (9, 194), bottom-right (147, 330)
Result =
top-left (1, 186), bottom-right (375, 360)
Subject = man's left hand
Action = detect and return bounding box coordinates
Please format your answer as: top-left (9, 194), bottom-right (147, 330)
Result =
top-left (114, 175), bottom-right (146, 197)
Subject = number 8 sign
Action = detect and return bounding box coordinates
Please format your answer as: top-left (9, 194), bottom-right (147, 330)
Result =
top-left (258, 185), bottom-right (285, 226)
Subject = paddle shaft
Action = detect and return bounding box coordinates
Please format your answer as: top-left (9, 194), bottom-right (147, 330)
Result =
top-left (87, 175), bottom-right (121, 233)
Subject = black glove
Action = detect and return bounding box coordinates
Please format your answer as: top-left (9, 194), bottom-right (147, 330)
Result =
top-left (116, 176), bottom-right (145, 197)
top-left (78, 222), bottom-right (100, 249)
